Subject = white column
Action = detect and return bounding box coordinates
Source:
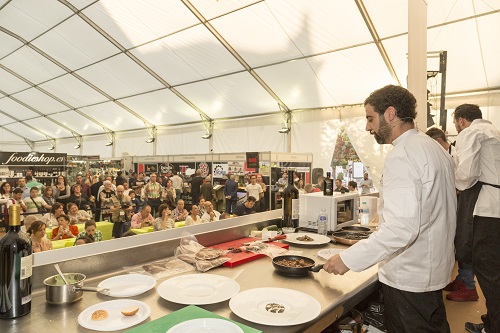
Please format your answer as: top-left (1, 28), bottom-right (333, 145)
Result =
top-left (407, 0), bottom-right (428, 131)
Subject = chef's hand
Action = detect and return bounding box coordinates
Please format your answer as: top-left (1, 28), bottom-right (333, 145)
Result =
top-left (323, 254), bottom-right (350, 275)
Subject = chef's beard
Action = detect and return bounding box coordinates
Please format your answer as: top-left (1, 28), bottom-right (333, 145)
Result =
top-left (373, 116), bottom-right (392, 144)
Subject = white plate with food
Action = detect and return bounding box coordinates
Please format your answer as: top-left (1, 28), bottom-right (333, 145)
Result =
top-left (166, 318), bottom-right (243, 333)
top-left (97, 273), bottom-right (156, 297)
top-left (283, 233), bottom-right (331, 245)
top-left (157, 274), bottom-right (240, 305)
top-left (317, 248), bottom-right (344, 260)
top-left (229, 287), bottom-right (321, 326)
top-left (78, 299), bottom-right (150, 331)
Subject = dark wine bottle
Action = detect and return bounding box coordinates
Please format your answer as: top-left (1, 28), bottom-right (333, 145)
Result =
top-left (0, 204), bottom-right (32, 319)
top-left (282, 170), bottom-right (299, 228)
top-left (323, 172), bottom-right (333, 196)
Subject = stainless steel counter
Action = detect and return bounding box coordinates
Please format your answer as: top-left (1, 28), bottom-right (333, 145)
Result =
top-left (3, 241), bottom-right (378, 333)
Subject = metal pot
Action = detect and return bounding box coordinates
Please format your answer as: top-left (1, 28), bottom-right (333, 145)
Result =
top-left (43, 273), bottom-right (106, 304)
top-left (272, 255), bottom-right (324, 277)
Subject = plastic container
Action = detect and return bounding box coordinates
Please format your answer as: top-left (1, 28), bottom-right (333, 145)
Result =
top-left (360, 201), bottom-right (369, 226)
top-left (317, 209), bottom-right (328, 236)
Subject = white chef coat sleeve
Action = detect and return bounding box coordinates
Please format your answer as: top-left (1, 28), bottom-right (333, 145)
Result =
top-left (340, 149), bottom-right (421, 272)
top-left (455, 128), bottom-right (482, 191)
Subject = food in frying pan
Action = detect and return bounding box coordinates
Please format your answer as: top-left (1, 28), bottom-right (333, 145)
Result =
top-left (339, 232), bottom-right (370, 240)
top-left (265, 302), bottom-right (285, 313)
top-left (91, 309), bottom-right (109, 321)
top-left (296, 235), bottom-right (314, 242)
top-left (275, 258), bottom-right (312, 268)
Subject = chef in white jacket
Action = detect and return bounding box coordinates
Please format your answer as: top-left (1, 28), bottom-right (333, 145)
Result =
top-left (324, 85), bottom-right (456, 333)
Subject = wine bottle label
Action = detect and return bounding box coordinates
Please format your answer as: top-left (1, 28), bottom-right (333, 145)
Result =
top-left (291, 199), bottom-right (299, 219)
top-left (20, 254), bottom-right (33, 280)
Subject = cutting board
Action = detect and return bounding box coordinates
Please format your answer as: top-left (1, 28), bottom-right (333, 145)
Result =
top-left (210, 237), bottom-right (289, 267)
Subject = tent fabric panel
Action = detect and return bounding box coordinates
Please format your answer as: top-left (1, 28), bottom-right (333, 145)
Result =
top-left (39, 73), bottom-right (109, 108)
top-left (210, 2), bottom-right (303, 67)
top-left (265, 0), bottom-right (372, 56)
top-left (66, 0), bottom-right (95, 11)
top-left (1, 46), bottom-right (67, 85)
top-left (32, 15), bottom-right (121, 70)
top-left (114, 130), bottom-right (154, 157)
top-left (83, 0), bottom-right (200, 49)
top-left (75, 53), bottom-right (165, 99)
top-left (156, 127), bottom-right (210, 155)
top-left (0, 128), bottom-right (26, 142)
top-left (49, 110), bottom-right (105, 136)
top-left (0, 67), bottom-right (31, 94)
top-left (0, 97), bottom-right (40, 120)
top-left (3, 122), bottom-right (47, 141)
top-left (0, 31), bottom-right (24, 58)
top-left (10, 88), bottom-right (68, 115)
top-left (78, 101), bottom-right (146, 131)
top-left (0, 112), bottom-right (16, 126)
top-left (23, 117), bottom-right (73, 139)
top-left (118, 89), bottom-right (201, 125)
top-left (189, 0), bottom-right (260, 21)
top-left (476, 14), bottom-right (500, 88)
top-left (0, 0), bottom-right (72, 41)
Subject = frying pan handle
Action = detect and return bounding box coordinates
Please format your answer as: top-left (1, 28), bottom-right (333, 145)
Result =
top-left (310, 264), bottom-right (324, 273)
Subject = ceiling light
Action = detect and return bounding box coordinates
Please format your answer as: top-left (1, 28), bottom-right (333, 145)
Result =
top-left (201, 133), bottom-right (212, 139)
top-left (48, 145), bottom-right (54, 151)
top-left (278, 127), bottom-right (290, 134)
top-left (74, 144), bottom-right (81, 149)
top-left (146, 137), bottom-right (155, 143)
top-left (105, 141), bottom-right (113, 146)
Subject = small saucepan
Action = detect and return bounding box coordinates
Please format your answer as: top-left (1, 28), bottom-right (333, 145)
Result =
top-left (44, 273), bottom-right (109, 305)
top-left (272, 255), bottom-right (324, 277)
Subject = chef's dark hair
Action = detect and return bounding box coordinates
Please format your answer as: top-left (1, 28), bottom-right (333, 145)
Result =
top-left (365, 85), bottom-right (417, 123)
top-left (453, 104), bottom-right (482, 122)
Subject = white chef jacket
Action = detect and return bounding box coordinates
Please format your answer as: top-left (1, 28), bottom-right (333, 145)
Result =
top-left (340, 129), bottom-right (456, 292)
top-left (455, 119), bottom-right (500, 218)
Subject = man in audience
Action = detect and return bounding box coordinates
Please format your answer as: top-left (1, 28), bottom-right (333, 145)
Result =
top-left (170, 172), bottom-right (183, 203)
top-left (359, 172), bottom-right (373, 194)
top-left (246, 175), bottom-right (263, 211)
top-left (75, 174), bottom-right (91, 197)
top-left (190, 169), bottom-right (203, 205)
top-left (334, 179), bottom-right (349, 193)
top-left (172, 199), bottom-right (188, 222)
top-left (233, 196), bottom-right (257, 216)
top-left (201, 201), bottom-right (221, 223)
top-left (130, 205), bottom-right (154, 229)
top-left (17, 177), bottom-right (30, 200)
top-left (109, 185), bottom-right (133, 238)
top-left (25, 175), bottom-right (44, 196)
top-left (224, 174), bottom-right (238, 214)
top-left (91, 175), bottom-right (104, 221)
top-left (23, 187), bottom-right (51, 220)
top-left (256, 174), bottom-right (267, 212)
top-left (144, 173), bottom-right (162, 217)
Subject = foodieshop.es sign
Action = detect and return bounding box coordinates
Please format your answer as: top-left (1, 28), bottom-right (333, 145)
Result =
top-left (0, 152), bottom-right (67, 166)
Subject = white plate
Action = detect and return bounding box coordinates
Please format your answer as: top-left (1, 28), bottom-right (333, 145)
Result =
top-left (317, 248), bottom-right (344, 260)
top-left (78, 299), bottom-right (150, 331)
top-left (284, 233), bottom-right (331, 245)
top-left (157, 274), bottom-right (240, 305)
top-left (229, 287), bottom-right (321, 326)
top-left (166, 318), bottom-right (243, 333)
top-left (97, 274), bottom-right (156, 297)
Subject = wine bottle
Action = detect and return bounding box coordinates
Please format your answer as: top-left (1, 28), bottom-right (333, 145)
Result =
top-left (282, 169), bottom-right (299, 228)
top-left (323, 172), bottom-right (333, 196)
top-left (0, 204), bottom-right (32, 319)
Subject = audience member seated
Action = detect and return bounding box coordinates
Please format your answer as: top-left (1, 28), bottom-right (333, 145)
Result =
top-left (42, 202), bottom-right (65, 228)
top-left (219, 212), bottom-right (231, 220)
top-left (67, 184), bottom-right (92, 211)
top-left (21, 215), bottom-right (37, 234)
top-left (233, 196), bottom-right (257, 216)
top-left (154, 204), bottom-right (175, 231)
top-left (185, 205), bottom-right (201, 225)
top-left (74, 235), bottom-right (94, 246)
top-left (130, 205), bottom-right (154, 229)
top-left (198, 198), bottom-right (207, 217)
top-left (348, 181), bottom-right (358, 193)
top-left (51, 214), bottom-right (78, 240)
top-left (172, 199), bottom-right (188, 222)
top-left (67, 202), bottom-right (92, 225)
top-left (334, 179), bottom-right (349, 193)
top-left (77, 220), bottom-right (103, 242)
top-left (23, 187), bottom-right (51, 220)
top-left (28, 220), bottom-right (52, 252)
top-left (42, 186), bottom-right (56, 207)
top-left (122, 230), bottom-right (137, 237)
top-left (201, 201), bottom-right (221, 223)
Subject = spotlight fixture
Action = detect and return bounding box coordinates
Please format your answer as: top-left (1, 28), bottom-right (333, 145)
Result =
top-left (74, 144), bottom-right (81, 149)
top-left (278, 127), bottom-right (290, 134)
top-left (105, 141), bottom-right (113, 146)
top-left (48, 145), bottom-right (55, 151)
top-left (146, 137), bottom-right (155, 143)
top-left (201, 133), bottom-right (212, 139)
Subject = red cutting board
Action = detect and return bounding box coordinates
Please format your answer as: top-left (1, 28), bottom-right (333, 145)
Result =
top-left (210, 237), bottom-right (289, 268)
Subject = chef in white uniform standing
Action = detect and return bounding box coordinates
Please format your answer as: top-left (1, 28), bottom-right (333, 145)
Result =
top-left (324, 85), bottom-right (457, 333)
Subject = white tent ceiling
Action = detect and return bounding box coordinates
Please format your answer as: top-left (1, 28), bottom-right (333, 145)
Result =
top-left (0, 0), bottom-right (499, 146)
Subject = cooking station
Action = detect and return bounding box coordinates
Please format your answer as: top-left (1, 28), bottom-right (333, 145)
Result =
top-left (5, 210), bottom-right (378, 333)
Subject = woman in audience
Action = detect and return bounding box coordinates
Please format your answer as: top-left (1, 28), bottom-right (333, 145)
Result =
top-left (68, 184), bottom-right (91, 211)
top-left (198, 198), bottom-right (207, 217)
top-left (99, 180), bottom-right (115, 221)
top-left (163, 179), bottom-right (176, 210)
top-left (28, 220), bottom-right (52, 252)
top-left (52, 214), bottom-right (78, 240)
top-left (295, 179), bottom-right (306, 194)
top-left (74, 235), bottom-right (94, 246)
top-left (42, 186), bottom-right (55, 207)
top-left (1, 182), bottom-right (13, 229)
top-left (67, 202), bottom-right (92, 225)
top-left (76, 219), bottom-right (102, 242)
top-left (53, 175), bottom-right (71, 207)
top-left (185, 205), bottom-right (201, 226)
top-left (154, 204), bottom-right (175, 231)
top-left (42, 202), bottom-right (65, 228)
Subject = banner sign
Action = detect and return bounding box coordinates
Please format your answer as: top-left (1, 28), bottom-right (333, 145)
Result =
top-left (0, 152), bottom-right (66, 166)
top-left (246, 152), bottom-right (259, 169)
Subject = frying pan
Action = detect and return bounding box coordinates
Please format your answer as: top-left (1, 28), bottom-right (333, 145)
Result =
top-left (341, 226), bottom-right (370, 232)
top-left (272, 255), bottom-right (324, 276)
top-left (332, 230), bottom-right (371, 245)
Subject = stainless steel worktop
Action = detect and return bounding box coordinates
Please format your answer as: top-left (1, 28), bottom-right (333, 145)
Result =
top-left (4, 240), bottom-right (378, 333)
